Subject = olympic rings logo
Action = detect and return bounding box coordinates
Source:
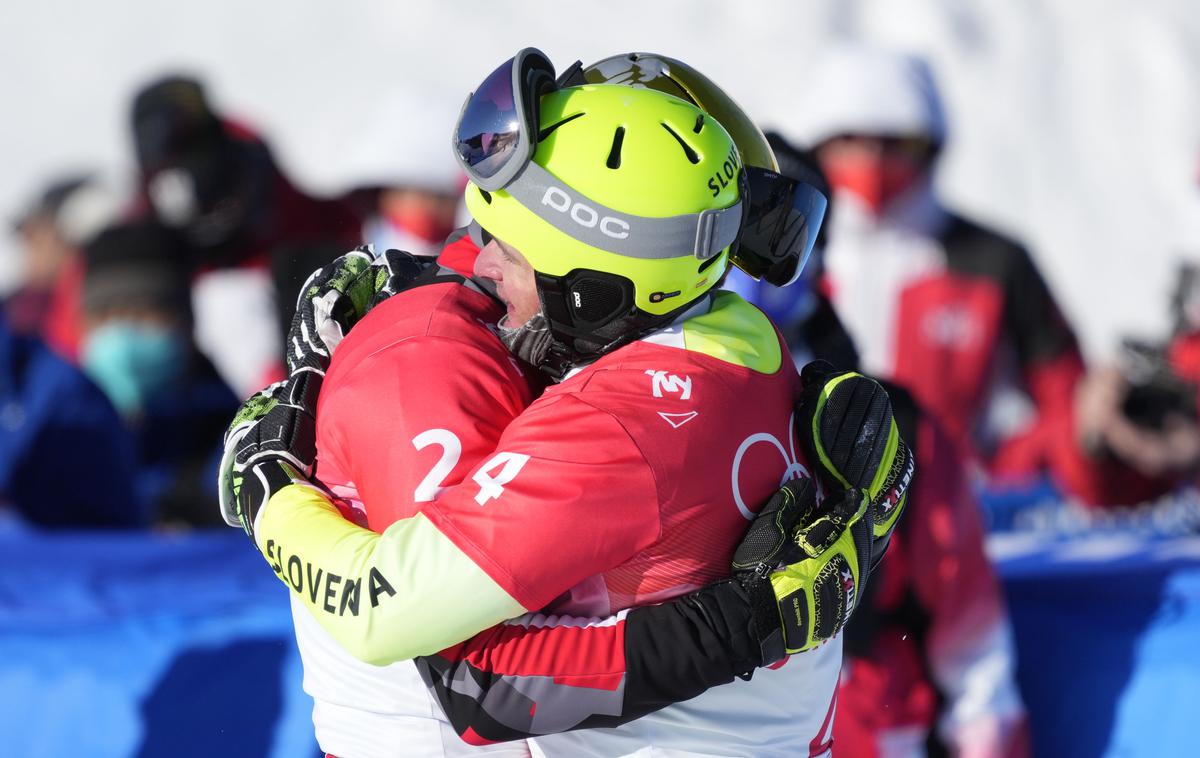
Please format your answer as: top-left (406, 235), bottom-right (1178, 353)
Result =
top-left (730, 412), bottom-right (814, 521)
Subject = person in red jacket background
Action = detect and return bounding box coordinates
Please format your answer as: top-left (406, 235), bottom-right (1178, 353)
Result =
top-left (836, 383), bottom-right (1030, 758)
top-left (776, 44), bottom-right (1165, 508)
top-left (6, 175), bottom-right (118, 360)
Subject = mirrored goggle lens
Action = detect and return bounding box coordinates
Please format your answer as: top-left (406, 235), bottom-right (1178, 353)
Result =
top-left (735, 168), bottom-right (828, 286)
top-left (454, 56), bottom-right (522, 181)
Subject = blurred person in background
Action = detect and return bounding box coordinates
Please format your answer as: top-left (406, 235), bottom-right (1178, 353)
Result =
top-left (80, 220), bottom-right (237, 526)
top-left (129, 75), bottom-right (361, 397)
top-left (732, 134), bottom-right (1030, 758)
top-left (779, 45), bottom-right (1142, 507)
top-left (0, 307), bottom-right (141, 528)
top-left (340, 95), bottom-right (464, 257)
top-left (723, 132), bottom-right (855, 368)
top-left (1074, 261), bottom-right (1200, 497)
top-left (360, 178), bottom-right (459, 258)
top-left (841, 381), bottom-right (1030, 758)
top-left (6, 175), bottom-right (119, 359)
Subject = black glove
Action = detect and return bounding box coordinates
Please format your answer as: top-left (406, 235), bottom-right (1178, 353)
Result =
top-left (362, 247), bottom-right (430, 312)
top-left (286, 246), bottom-right (428, 375)
top-left (218, 246), bottom-right (428, 536)
top-left (796, 360), bottom-right (914, 567)
top-left (217, 372), bottom-right (322, 539)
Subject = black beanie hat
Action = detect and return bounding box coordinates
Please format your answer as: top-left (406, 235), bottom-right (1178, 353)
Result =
top-left (82, 220), bottom-right (194, 320)
top-left (131, 75), bottom-right (225, 173)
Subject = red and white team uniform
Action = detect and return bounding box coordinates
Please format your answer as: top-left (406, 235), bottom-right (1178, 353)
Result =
top-left (456, 296), bottom-right (841, 758)
top-left (821, 191), bottom-right (1099, 493)
top-left (822, 189), bottom-right (1177, 511)
top-left (289, 240), bottom-right (840, 756)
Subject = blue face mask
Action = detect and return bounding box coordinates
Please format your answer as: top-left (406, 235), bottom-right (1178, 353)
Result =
top-left (81, 321), bottom-right (187, 417)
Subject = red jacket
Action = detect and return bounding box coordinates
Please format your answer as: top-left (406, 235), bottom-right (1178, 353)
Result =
top-left (825, 208), bottom-right (1155, 506)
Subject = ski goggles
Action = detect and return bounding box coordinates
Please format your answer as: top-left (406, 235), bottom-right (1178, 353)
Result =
top-left (736, 166), bottom-right (827, 286)
top-left (453, 47), bottom-right (558, 193)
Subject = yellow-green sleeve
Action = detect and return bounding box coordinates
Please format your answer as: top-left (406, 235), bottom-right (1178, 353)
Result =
top-left (255, 483), bottom-right (525, 665)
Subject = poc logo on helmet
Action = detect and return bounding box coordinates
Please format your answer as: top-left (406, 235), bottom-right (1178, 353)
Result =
top-left (542, 186), bottom-right (630, 240)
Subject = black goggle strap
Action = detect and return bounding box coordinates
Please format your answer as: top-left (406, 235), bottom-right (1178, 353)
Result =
top-left (555, 60), bottom-right (586, 89)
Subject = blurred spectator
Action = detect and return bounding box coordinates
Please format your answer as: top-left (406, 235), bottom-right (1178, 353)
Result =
top-left (0, 308), bottom-right (142, 527)
top-left (130, 75), bottom-right (361, 397)
top-left (777, 45), bottom-right (1140, 507)
top-left (729, 136), bottom-right (1029, 758)
top-left (341, 95), bottom-right (464, 256)
top-left (6, 175), bottom-right (118, 358)
top-left (1074, 262), bottom-right (1200, 496)
top-left (363, 184), bottom-right (459, 257)
top-left (80, 221), bottom-right (237, 526)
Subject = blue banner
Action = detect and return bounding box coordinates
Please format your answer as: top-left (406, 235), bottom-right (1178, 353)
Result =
top-left (2, 525), bottom-right (1198, 756)
top-left (991, 531), bottom-right (1200, 757)
top-left (0, 528), bottom-right (318, 758)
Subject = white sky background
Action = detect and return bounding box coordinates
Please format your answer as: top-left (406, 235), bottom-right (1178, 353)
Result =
top-left (2, 0), bottom-right (1199, 358)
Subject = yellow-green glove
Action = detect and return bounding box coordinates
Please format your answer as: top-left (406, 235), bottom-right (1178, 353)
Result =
top-left (732, 477), bottom-right (873, 658)
top-left (797, 360), bottom-right (914, 568)
top-left (217, 375), bottom-right (319, 539)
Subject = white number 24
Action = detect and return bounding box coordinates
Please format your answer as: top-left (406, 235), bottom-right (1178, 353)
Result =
top-left (411, 428), bottom-right (529, 506)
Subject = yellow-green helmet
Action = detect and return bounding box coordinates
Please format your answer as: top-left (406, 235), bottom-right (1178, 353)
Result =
top-left (465, 84), bottom-right (745, 370)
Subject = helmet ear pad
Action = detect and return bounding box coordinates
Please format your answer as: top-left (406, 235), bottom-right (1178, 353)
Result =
top-left (533, 266), bottom-right (709, 377)
top-left (536, 268), bottom-right (636, 354)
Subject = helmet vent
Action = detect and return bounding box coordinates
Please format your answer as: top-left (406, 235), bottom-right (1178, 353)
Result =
top-left (661, 123), bottom-right (700, 164)
top-left (606, 127), bottom-right (626, 169)
top-left (537, 112), bottom-right (584, 142)
top-left (693, 114), bottom-right (705, 133)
